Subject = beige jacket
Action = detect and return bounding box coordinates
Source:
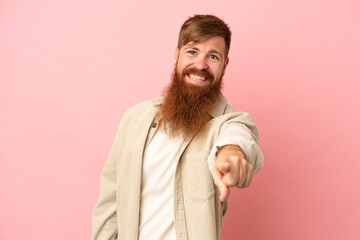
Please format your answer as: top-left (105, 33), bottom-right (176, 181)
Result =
top-left (91, 95), bottom-right (263, 240)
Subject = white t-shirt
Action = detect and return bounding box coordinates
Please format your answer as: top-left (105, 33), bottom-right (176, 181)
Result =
top-left (139, 127), bottom-right (182, 240)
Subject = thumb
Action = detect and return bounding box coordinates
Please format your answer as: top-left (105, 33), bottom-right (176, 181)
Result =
top-left (213, 164), bottom-right (230, 202)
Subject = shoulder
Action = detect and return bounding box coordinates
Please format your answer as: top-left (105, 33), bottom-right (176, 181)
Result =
top-left (212, 110), bottom-right (255, 131)
top-left (211, 98), bottom-right (258, 136)
top-left (224, 104), bottom-right (235, 114)
top-left (219, 96), bottom-right (252, 120)
top-left (219, 98), bottom-right (252, 122)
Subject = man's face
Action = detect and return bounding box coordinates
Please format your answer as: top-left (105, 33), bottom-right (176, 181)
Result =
top-left (174, 36), bottom-right (229, 93)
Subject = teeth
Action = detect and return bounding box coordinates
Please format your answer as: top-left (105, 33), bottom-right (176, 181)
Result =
top-left (189, 74), bottom-right (206, 81)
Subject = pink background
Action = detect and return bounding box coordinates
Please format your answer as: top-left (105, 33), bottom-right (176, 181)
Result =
top-left (1, 0), bottom-right (359, 239)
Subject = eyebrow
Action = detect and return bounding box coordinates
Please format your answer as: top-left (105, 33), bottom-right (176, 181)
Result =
top-left (184, 47), bottom-right (224, 60)
top-left (184, 47), bottom-right (200, 51)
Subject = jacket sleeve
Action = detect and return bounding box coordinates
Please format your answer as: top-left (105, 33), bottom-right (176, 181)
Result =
top-left (207, 111), bottom-right (264, 175)
top-left (91, 128), bottom-right (120, 240)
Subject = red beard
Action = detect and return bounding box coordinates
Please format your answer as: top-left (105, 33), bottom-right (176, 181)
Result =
top-left (158, 66), bottom-right (223, 140)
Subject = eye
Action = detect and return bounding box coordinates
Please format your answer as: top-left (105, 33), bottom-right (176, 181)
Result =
top-left (187, 50), bottom-right (196, 55)
top-left (210, 54), bottom-right (219, 60)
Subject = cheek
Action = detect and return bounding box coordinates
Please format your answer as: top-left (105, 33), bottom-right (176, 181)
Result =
top-left (211, 66), bottom-right (223, 77)
top-left (178, 56), bottom-right (195, 68)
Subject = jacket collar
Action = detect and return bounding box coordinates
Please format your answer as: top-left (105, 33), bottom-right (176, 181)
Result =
top-left (152, 94), bottom-right (228, 118)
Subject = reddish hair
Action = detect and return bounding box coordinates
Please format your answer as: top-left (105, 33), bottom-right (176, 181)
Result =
top-left (177, 15), bottom-right (232, 58)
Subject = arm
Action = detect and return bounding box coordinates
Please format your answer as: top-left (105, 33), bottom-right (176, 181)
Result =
top-left (208, 113), bottom-right (264, 202)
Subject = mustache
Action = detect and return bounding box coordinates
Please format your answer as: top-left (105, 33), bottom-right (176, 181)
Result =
top-left (181, 67), bottom-right (215, 82)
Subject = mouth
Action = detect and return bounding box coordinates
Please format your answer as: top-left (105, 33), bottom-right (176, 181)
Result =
top-left (187, 74), bottom-right (208, 83)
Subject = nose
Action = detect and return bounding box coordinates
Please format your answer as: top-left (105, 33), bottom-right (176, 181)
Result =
top-left (194, 56), bottom-right (208, 70)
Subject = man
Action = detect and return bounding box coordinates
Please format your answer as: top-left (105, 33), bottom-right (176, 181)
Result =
top-left (92, 14), bottom-right (264, 240)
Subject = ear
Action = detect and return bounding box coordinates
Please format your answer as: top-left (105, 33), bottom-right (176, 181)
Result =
top-left (174, 47), bottom-right (179, 64)
top-left (222, 57), bottom-right (229, 75)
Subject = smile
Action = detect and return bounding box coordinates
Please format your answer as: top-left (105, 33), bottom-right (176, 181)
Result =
top-left (188, 74), bottom-right (207, 81)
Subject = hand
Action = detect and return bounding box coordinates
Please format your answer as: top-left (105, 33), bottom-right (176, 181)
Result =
top-left (213, 145), bottom-right (254, 202)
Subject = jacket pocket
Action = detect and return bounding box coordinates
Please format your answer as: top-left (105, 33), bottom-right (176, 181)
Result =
top-left (185, 151), bottom-right (215, 202)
